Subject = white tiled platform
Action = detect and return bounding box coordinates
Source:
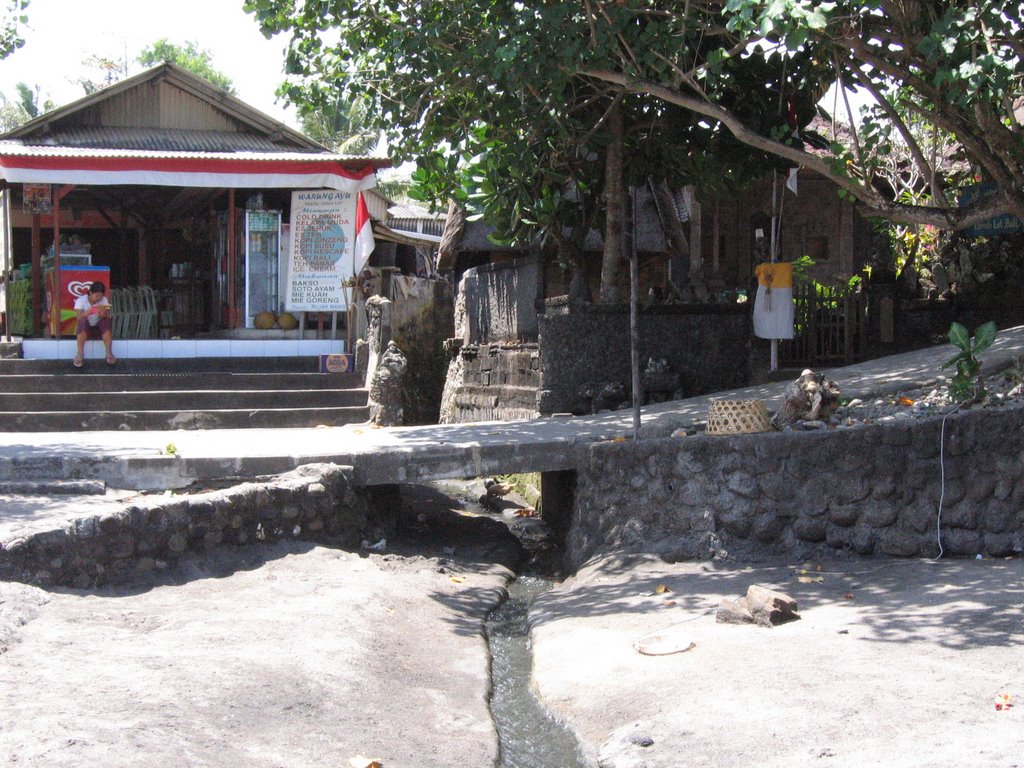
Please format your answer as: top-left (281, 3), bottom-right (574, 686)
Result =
top-left (22, 338), bottom-right (346, 360)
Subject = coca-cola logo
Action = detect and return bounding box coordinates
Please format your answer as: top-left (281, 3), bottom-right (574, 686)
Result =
top-left (68, 281), bottom-right (93, 297)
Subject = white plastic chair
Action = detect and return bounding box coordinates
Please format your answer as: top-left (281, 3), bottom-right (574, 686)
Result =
top-left (138, 286), bottom-right (157, 338)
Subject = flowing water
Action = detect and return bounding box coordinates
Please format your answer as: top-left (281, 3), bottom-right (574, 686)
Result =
top-left (486, 575), bottom-right (591, 768)
top-left (427, 479), bottom-right (591, 767)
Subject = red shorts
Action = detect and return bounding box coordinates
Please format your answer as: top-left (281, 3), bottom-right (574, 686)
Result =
top-left (76, 315), bottom-right (113, 339)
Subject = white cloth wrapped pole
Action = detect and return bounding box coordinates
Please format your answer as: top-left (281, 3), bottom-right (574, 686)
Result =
top-left (753, 262), bottom-right (795, 340)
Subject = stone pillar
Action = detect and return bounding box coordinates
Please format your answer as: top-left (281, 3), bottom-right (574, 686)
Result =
top-left (363, 295), bottom-right (392, 390)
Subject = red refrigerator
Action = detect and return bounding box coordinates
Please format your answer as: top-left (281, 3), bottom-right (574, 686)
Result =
top-left (46, 266), bottom-right (111, 337)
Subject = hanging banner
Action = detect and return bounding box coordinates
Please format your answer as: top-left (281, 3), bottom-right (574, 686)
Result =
top-left (285, 189), bottom-right (358, 311)
top-left (22, 183), bottom-right (52, 214)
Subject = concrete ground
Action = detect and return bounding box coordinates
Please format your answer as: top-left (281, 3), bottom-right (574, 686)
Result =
top-left (2, 329), bottom-right (1024, 766)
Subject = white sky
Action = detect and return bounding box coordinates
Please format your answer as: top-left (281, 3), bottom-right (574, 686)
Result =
top-left (0, 0), bottom-right (299, 127)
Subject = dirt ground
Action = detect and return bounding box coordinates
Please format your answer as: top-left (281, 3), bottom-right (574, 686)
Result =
top-left (531, 553), bottom-right (1024, 768)
top-left (2, 482), bottom-right (1023, 768)
top-left (0, 484), bottom-right (520, 768)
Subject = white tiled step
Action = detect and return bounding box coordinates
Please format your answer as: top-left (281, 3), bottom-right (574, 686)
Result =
top-left (21, 339), bottom-right (347, 360)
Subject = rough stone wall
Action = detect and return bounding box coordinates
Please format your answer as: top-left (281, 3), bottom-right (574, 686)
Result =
top-left (538, 302), bottom-right (750, 415)
top-left (443, 342), bottom-right (541, 423)
top-left (568, 405), bottom-right (1024, 570)
top-left (390, 277), bottom-right (455, 424)
top-left (0, 464), bottom-right (368, 588)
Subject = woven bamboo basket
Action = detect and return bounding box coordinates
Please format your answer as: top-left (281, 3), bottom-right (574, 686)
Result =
top-left (705, 399), bottom-right (772, 435)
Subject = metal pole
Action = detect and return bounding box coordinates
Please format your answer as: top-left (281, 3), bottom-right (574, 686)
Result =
top-left (769, 173), bottom-right (779, 372)
top-left (628, 186), bottom-right (641, 441)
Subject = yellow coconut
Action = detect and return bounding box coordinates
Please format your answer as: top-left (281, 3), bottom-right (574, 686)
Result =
top-left (276, 311), bottom-right (298, 330)
top-left (253, 311), bottom-right (276, 330)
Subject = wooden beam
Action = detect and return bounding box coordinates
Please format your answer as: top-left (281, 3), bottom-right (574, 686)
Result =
top-left (227, 189), bottom-right (237, 328)
top-left (31, 213), bottom-right (41, 335)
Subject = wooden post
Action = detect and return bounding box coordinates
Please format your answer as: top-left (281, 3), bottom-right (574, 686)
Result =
top-left (628, 186), bottom-right (641, 441)
top-left (0, 185), bottom-right (9, 342)
top-left (689, 198), bottom-right (702, 275)
top-left (227, 189), bottom-right (237, 328)
top-left (31, 213), bottom-right (41, 335)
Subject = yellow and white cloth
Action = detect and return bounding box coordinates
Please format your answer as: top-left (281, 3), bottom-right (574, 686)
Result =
top-left (753, 262), bottom-right (794, 339)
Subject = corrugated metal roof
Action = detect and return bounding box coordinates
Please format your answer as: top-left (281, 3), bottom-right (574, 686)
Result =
top-left (388, 218), bottom-right (445, 236)
top-left (387, 202), bottom-right (442, 219)
top-left (22, 127), bottom-right (309, 153)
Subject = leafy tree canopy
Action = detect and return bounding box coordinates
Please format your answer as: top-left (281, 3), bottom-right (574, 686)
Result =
top-left (298, 91), bottom-right (378, 154)
top-left (246, 1), bottom-right (1022, 234)
top-left (138, 39), bottom-right (235, 93)
top-left (0, 0), bottom-right (27, 60)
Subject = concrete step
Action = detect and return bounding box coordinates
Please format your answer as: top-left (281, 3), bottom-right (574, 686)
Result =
top-left (0, 371), bottom-right (363, 393)
top-left (0, 356), bottom-right (370, 431)
top-left (0, 405), bottom-right (371, 432)
top-left (0, 388), bottom-right (370, 412)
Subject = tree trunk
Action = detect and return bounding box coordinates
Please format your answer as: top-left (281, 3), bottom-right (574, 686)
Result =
top-left (600, 101), bottom-right (624, 303)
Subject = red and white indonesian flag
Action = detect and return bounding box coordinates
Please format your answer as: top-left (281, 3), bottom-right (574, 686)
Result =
top-left (354, 191), bottom-right (375, 273)
top-left (753, 262), bottom-right (795, 340)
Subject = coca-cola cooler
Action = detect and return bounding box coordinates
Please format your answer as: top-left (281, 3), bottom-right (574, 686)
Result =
top-left (46, 266), bottom-right (111, 337)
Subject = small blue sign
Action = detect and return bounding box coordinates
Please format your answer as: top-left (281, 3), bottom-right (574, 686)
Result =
top-left (958, 183), bottom-right (1022, 238)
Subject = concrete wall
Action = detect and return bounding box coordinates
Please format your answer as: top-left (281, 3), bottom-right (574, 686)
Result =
top-left (568, 405), bottom-right (1024, 570)
top-left (0, 464), bottom-right (367, 588)
top-left (537, 300), bottom-right (750, 415)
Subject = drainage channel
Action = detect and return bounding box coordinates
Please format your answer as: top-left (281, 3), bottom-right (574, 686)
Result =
top-left (486, 575), bottom-right (590, 768)
top-left (421, 478), bottom-right (591, 766)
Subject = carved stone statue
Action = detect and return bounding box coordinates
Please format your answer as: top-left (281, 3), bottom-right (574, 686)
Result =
top-left (369, 340), bottom-right (408, 426)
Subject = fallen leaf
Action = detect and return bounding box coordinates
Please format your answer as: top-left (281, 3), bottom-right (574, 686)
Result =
top-left (349, 757), bottom-right (383, 768)
top-left (899, 396), bottom-right (915, 406)
top-left (610, 436), bottom-right (628, 442)
top-left (797, 575), bottom-right (824, 584)
top-left (449, 575), bottom-right (465, 584)
top-left (995, 694), bottom-right (1014, 711)
top-left (655, 584), bottom-right (672, 594)
top-left (513, 508), bottom-right (537, 517)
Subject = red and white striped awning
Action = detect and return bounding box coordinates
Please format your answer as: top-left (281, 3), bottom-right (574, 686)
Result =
top-left (0, 144), bottom-right (378, 192)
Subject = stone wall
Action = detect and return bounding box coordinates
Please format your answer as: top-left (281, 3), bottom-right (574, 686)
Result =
top-left (538, 301), bottom-right (750, 415)
top-left (0, 464), bottom-right (368, 588)
top-left (441, 342), bottom-right (541, 423)
top-left (568, 405), bottom-right (1024, 570)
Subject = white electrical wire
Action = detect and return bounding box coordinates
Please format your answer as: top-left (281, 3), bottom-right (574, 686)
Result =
top-left (934, 399), bottom-right (967, 560)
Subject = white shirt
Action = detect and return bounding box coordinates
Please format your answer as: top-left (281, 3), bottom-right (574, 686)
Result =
top-left (74, 293), bottom-right (110, 326)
